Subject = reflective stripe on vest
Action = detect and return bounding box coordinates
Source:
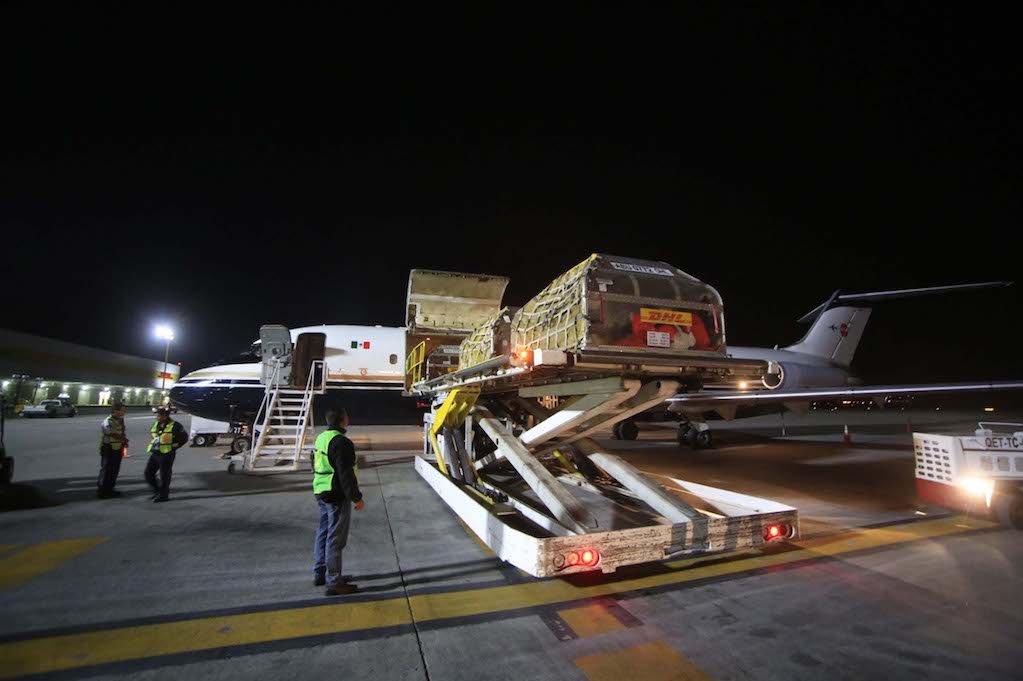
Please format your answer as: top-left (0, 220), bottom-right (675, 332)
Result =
top-left (101, 416), bottom-right (125, 447)
top-left (151, 421), bottom-right (175, 454)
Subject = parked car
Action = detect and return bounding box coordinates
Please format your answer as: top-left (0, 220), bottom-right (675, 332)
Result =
top-left (21, 398), bottom-right (77, 418)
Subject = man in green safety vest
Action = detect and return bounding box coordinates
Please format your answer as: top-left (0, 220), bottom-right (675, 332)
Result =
top-left (97, 401), bottom-right (129, 498)
top-left (312, 406), bottom-right (364, 596)
top-left (145, 407), bottom-right (187, 502)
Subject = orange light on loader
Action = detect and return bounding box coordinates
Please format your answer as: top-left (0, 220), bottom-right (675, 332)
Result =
top-left (763, 524), bottom-right (790, 542)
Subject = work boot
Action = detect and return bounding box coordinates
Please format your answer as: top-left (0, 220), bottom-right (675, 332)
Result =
top-left (153, 496), bottom-right (169, 503)
top-left (314, 573), bottom-right (326, 587)
top-left (325, 584), bottom-right (358, 596)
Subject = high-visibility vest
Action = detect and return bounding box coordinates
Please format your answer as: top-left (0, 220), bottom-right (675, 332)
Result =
top-left (101, 416), bottom-right (125, 448)
top-left (150, 421), bottom-right (176, 454)
top-left (312, 430), bottom-right (358, 495)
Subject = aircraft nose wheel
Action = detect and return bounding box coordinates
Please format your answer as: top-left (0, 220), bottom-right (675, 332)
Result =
top-left (678, 424), bottom-right (713, 449)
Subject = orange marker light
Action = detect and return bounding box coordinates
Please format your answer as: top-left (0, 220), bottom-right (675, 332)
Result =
top-left (764, 524), bottom-right (789, 542)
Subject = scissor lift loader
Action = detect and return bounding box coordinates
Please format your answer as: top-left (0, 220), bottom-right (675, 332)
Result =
top-left (407, 255), bottom-right (799, 577)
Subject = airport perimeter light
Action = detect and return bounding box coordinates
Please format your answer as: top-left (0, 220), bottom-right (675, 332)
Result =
top-left (154, 324), bottom-right (176, 391)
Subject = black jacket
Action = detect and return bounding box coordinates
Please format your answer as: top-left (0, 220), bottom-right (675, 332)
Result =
top-left (320, 428), bottom-right (362, 504)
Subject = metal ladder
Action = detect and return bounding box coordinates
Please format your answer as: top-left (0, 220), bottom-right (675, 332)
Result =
top-left (230, 358), bottom-right (326, 473)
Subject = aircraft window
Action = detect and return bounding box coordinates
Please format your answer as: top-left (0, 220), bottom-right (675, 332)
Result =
top-left (389, 354), bottom-right (398, 365)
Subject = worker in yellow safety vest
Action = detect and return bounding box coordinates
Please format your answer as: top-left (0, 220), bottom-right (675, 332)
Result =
top-left (144, 407), bottom-right (187, 502)
top-left (97, 401), bottom-right (129, 498)
top-left (312, 406), bottom-right (364, 596)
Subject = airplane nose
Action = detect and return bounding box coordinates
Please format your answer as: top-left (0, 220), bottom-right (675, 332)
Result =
top-left (168, 385), bottom-right (186, 408)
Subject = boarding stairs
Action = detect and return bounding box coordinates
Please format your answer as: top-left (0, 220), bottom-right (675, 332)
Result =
top-left (229, 358), bottom-right (327, 474)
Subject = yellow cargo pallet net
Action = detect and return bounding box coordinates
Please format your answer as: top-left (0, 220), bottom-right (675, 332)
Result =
top-left (511, 254), bottom-right (595, 352)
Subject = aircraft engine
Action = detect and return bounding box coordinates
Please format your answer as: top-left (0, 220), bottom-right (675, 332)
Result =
top-left (761, 362), bottom-right (848, 390)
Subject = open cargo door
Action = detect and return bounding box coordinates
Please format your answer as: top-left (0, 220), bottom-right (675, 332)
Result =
top-left (405, 270), bottom-right (509, 389)
top-left (406, 269), bottom-right (509, 335)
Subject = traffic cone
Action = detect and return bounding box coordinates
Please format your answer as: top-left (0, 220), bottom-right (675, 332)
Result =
top-left (843, 424), bottom-right (851, 444)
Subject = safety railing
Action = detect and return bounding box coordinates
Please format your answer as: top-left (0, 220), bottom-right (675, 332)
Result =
top-left (406, 341), bottom-right (426, 387)
top-left (292, 359), bottom-right (326, 466)
top-left (250, 358), bottom-right (282, 454)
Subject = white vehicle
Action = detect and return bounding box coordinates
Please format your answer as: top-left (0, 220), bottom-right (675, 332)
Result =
top-left (914, 423), bottom-right (1023, 529)
top-left (188, 416), bottom-right (235, 448)
top-left (21, 398), bottom-right (77, 418)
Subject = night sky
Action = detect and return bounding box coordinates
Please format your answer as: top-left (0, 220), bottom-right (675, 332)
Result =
top-left (5, 5), bottom-right (1020, 383)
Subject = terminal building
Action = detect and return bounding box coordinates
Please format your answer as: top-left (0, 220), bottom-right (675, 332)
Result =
top-left (0, 328), bottom-right (180, 409)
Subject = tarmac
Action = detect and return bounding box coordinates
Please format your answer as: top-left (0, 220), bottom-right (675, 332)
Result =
top-left (1, 407), bottom-right (1021, 680)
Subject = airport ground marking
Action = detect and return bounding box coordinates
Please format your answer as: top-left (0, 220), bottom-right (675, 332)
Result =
top-left (0, 515), bottom-right (996, 679)
top-left (0, 537), bottom-right (107, 592)
top-left (574, 640), bottom-right (711, 681)
top-left (557, 603), bottom-right (625, 638)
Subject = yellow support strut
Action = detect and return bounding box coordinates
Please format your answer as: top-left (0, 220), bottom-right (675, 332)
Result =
top-left (429, 386), bottom-right (481, 477)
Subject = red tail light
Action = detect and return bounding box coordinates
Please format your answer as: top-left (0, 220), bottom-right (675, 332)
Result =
top-left (560, 548), bottom-right (600, 570)
top-left (763, 524), bottom-right (790, 542)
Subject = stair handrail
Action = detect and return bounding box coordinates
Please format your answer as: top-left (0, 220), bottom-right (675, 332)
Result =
top-left (292, 358), bottom-right (326, 465)
top-left (250, 358), bottom-right (282, 455)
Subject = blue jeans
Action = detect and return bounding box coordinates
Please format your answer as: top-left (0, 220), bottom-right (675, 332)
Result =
top-left (314, 496), bottom-right (352, 587)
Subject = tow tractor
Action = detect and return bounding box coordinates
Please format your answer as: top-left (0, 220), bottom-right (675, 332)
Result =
top-left (406, 255), bottom-right (799, 577)
top-left (914, 422), bottom-right (1023, 529)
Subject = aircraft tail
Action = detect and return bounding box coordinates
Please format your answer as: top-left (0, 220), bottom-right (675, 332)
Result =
top-left (783, 281), bottom-right (1012, 368)
top-left (784, 306), bottom-right (871, 368)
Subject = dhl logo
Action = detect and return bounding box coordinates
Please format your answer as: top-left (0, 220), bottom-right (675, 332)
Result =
top-left (640, 308), bottom-right (693, 325)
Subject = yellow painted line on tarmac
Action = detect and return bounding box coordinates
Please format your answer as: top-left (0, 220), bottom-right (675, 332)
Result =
top-left (575, 641), bottom-right (711, 681)
top-left (0, 515), bottom-right (995, 678)
top-left (0, 538), bottom-right (108, 592)
top-left (557, 603), bottom-right (624, 638)
top-left (0, 598), bottom-right (413, 679)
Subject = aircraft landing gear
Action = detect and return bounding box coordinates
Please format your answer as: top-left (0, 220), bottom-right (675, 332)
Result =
top-left (678, 422), bottom-right (713, 449)
top-left (612, 420), bottom-right (639, 441)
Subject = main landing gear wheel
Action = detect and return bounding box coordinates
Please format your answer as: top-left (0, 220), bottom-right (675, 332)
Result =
top-left (994, 493), bottom-right (1023, 530)
top-left (613, 420), bottom-right (639, 441)
top-left (231, 437), bottom-right (248, 455)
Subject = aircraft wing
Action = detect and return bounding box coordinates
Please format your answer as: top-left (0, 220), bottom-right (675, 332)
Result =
top-left (667, 380), bottom-right (1023, 411)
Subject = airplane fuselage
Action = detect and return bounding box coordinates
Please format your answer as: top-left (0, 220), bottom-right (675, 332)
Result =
top-left (169, 325), bottom-right (424, 426)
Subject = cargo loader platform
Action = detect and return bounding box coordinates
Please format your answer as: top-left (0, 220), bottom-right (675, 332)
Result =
top-left (405, 255), bottom-right (799, 577)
